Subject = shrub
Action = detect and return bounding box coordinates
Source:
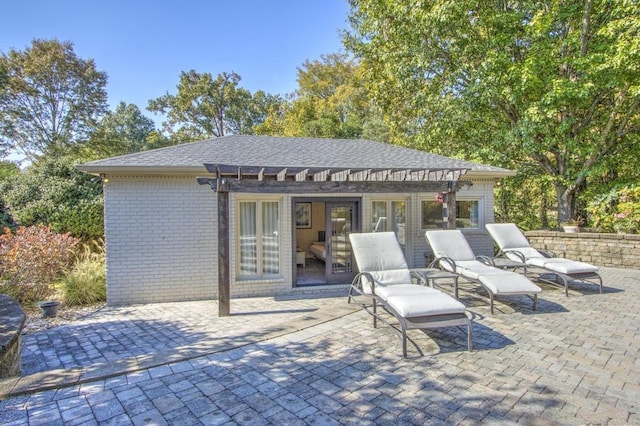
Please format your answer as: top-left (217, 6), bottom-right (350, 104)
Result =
top-left (0, 162), bottom-right (19, 230)
top-left (60, 241), bottom-right (106, 306)
top-left (587, 185), bottom-right (640, 234)
top-left (0, 225), bottom-right (79, 305)
top-left (3, 154), bottom-right (104, 240)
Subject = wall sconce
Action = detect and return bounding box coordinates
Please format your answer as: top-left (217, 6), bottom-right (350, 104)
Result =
top-left (100, 174), bottom-right (109, 183)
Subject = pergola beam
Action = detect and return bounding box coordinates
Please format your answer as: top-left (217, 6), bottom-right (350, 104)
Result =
top-left (203, 163), bottom-right (469, 183)
top-left (197, 178), bottom-right (471, 194)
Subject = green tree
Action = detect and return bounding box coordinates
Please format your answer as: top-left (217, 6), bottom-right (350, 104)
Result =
top-left (0, 63), bottom-right (8, 157)
top-left (239, 90), bottom-right (283, 135)
top-left (0, 39), bottom-right (108, 161)
top-left (346, 0), bottom-right (640, 223)
top-left (3, 154), bottom-right (103, 240)
top-left (85, 102), bottom-right (157, 157)
top-left (148, 70), bottom-right (274, 141)
top-left (256, 53), bottom-right (389, 141)
top-left (0, 161), bottom-right (19, 229)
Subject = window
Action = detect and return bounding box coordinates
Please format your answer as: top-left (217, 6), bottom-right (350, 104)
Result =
top-left (372, 201), bottom-right (387, 232)
top-left (238, 200), bottom-right (280, 277)
top-left (422, 198), bottom-right (480, 229)
top-left (456, 200), bottom-right (480, 228)
top-left (371, 200), bottom-right (406, 246)
top-left (421, 200), bottom-right (443, 229)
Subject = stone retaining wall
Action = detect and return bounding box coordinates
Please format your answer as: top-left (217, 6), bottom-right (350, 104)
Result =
top-left (525, 231), bottom-right (640, 269)
top-left (0, 294), bottom-right (26, 378)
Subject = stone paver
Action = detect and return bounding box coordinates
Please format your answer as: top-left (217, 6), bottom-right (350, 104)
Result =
top-left (1, 268), bottom-right (639, 424)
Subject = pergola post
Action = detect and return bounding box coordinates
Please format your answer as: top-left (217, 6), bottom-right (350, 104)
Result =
top-left (447, 181), bottom-right (457, 229)
top-left (217, 178), bottom-right (230, 317)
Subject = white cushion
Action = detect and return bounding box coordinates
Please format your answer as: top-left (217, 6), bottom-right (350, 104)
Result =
top-left (373, 283), bottom-right (430, 300)
top-left (350, 232), bottom-right (409, 272)
top-left (457, 261), bottom-right (541, 295)
top-left (478, 273), bottom-right (541, 295)
top-left (386, 289), bottom-right (467, 318)
top-left (504, 247), bottom-right (545, 261)
top-left (350, 232), bottom-right (469, 319)
top-left (369, 269), bottom-right (413, 286)
top-left (485, 224), bottom-right (600, 275)
top-left (486, 223), bottom-right (531, 251)
top-left (526, 258), bottom-right (599, 274)
top-left (426, 230), bottom-right (476, 262)
top-left (455, 260), bottom-right (503, 280)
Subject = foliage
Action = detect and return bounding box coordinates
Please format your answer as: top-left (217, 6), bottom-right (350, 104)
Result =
top-left (0, 38), bottom-right (108, 161)
top-left (0, 161), bottom-right (19, 229)
top-left (255, 53), bottom-right (390, 141)
top-left (60, 240), bottom-right (106, 306)
top-left (0, 62), bottom-right (7, 157)
top-left (83, 102), bottom-right (157, 158)
top-left (587, 185), bottom-right (640, 234)
top-left (495, 174), bottom-right (556, 231)
top-left (346, 0), bottom-right (640, 223)
top-left (148, 70), bottom-right (279, 141)
top-left (0, 225), bottom-right (78, 305)
top-left (3, 154), bottom-right (103, 239)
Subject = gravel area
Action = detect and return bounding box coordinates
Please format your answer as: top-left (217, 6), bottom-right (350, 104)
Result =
top-left (21, 303), bottom-right (106, 334)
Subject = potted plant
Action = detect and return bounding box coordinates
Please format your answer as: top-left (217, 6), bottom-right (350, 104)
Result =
top-left (561, 217), bottom-right (583, 233)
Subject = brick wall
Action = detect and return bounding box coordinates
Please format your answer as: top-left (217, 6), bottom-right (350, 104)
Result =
top-left (525, 231), bottom-right (640, 268)
top-left (104, 176), bottom-right (217, 305)
top-left (102, 176), bottom-right (500, 304)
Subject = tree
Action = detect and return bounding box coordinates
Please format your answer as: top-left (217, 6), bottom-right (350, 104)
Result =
top-left (85, 102), bottom-right (157, 157)
top-left (0, 161), bottom-right (19, 229)
top-left (0, 63), bottom-right (8, 157)
top-left (255, 53), bottom-right (389, 141)
top-left (0, 39), bottom-right (108, 161)
top-left (148, 70), bottom-right (274, 141)
top-left (3, 154), bottom-right (103, 240)
top-left (239, 90), bottom-right (283, 135)
top-left (346, 0), bottom-right (640, 223)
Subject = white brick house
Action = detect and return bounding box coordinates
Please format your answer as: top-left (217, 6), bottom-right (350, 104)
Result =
top-left (78, 135), bottom-right (513, 306)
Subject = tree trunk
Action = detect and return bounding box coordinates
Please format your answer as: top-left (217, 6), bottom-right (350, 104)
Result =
top-left (555, 183), bottom-right (575, 223)
top-left (498, 185), bottom-right (509, 222)
top-left (540, 182), bottom-right (549, 228)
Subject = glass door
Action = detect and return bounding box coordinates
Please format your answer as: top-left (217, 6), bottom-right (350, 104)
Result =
top-left (325, 202), bottom-right (359, 284)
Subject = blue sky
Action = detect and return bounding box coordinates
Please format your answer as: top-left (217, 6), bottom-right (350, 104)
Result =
top-left (2, 0), bottom-right (350, 116)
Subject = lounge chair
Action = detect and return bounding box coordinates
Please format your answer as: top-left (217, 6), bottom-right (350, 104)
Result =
top-left (425, 230), bottom-right (541, 314)
top-left (348, 232), bottom-right (472, 357)
top-left (486, 223), bottom-right (602, 296)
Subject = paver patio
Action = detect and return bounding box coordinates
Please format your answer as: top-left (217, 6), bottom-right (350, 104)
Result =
top-left (1, 267), bottom-right (639, 424)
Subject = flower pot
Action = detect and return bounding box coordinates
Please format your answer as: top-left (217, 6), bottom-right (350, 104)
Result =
top-left (562, 225), bottom-right (579, 233)
top-left (37, 301), bottom-right (60, 318)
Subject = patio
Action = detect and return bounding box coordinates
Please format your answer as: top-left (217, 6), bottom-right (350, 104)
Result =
top-left (1, 266), bottom-right (639, 424)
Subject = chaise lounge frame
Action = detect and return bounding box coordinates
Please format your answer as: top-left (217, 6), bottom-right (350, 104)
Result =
top-left (426, 230), bottom-right (541, 314)
top-left (348, 232), bottom-right (472, 357)
top-left (486, 223), bottom-right (603, 297)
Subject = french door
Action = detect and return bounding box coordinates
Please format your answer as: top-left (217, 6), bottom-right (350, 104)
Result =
top-left (325, 201), bottom-right (359, 284)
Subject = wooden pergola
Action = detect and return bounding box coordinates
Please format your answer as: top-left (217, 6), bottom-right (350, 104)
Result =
top-left (197, 163), bottom-right (472, 316)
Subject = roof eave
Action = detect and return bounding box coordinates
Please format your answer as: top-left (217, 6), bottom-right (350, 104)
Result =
top-left (76, 164), bottom-right (208, 176)
top-left (465, 169), bottom-right (516, 179)
top-left (76, 164), bottom-right (515, 180)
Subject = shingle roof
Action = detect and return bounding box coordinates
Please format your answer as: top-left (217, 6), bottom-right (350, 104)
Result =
top-left (77, 135), bottom-right (513, 177)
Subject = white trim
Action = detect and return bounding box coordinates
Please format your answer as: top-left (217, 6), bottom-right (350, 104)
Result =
top-left (234, 195), bottom-right (284, 280)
